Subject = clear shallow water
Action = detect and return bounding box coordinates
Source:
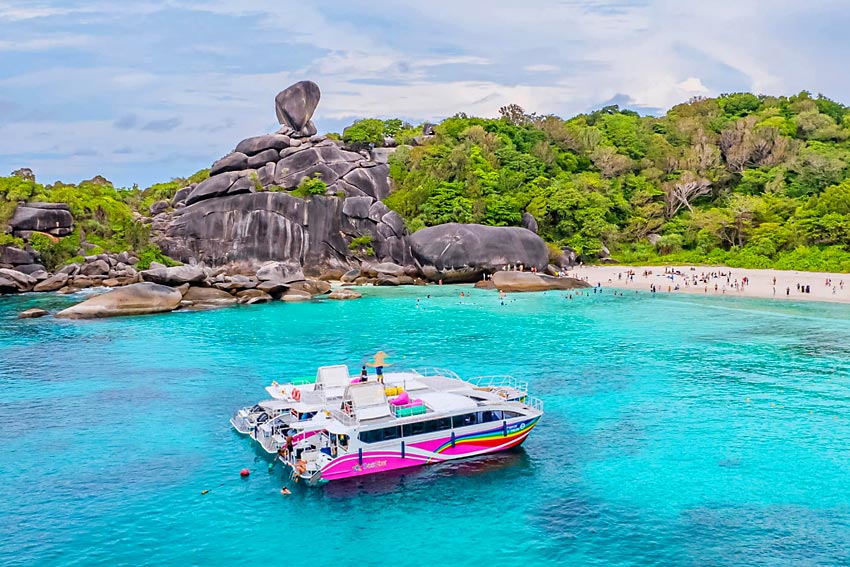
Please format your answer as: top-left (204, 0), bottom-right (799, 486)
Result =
top-left (1, 285), bottom-right (850, 566)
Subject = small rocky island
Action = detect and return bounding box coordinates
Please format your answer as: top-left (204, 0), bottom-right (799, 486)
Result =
top-left (1, 81), bottom-right (588, 318)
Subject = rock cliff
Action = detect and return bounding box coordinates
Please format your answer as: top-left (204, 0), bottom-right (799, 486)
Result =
top-left (0, 80), bottom-right (560, 300)
top-left (409, 223), bottom-right (549, 282)
top-left (152, 80), bottom-right (409, 273)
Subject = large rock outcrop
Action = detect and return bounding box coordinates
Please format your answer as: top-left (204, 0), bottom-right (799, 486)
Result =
top-left (140, 265), bottom-right (205, 286)
top-left (9, 203), bottom-right (73, 236)
top-left (55, 282), bottom-right (182, 319)
top-left (409, 224), bottom-right (549, 283)
top-left (0, 268), bottom-right (36, 293)
top-left (153, 80), bottom-right (408, 275)
top-left (158, 192), bottom-right (411, 270)
top-left (0, 245), bottom-right (35, 266)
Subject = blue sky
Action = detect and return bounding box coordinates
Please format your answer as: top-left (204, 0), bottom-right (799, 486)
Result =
top-left (0, 0), bottom-right (847, 188)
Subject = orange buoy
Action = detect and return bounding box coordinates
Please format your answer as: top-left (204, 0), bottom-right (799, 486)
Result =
top-left (240, 468), bottom-right (250, 477)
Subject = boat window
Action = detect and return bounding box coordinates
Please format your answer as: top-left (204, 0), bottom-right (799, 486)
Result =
top-left (382, 426), bottom-right (401, 441)
top-left (502, 410), bottom-right (521, 419)
top-left (403, 420), bottom-right (436, 437)
top-left (359, 429), bottom-right (380, 444)
top-left (479, 410), bottom-right (502, 423)
top-left (452, 413), bottom-right (476, 428)
top-left (359, 425), bottom-right (404, 443)
top-left (436, 417), bottom-right (452, 431)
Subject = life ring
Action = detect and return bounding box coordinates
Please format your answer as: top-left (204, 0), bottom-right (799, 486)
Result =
top-left (292, 388), bottom-right (301, 401)
top-left (296, 460), bottom-right (307, 474)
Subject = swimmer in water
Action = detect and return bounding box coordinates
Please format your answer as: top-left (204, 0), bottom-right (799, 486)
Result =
top-left (280, 486), bottom-right (292, 495)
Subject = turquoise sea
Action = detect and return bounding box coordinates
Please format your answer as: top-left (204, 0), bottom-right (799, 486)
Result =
top-left (2, 285), bottom-right (850, 566)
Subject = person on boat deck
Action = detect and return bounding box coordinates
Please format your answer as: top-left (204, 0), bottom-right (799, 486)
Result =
top-left (360, 366), bottom-right (368, 382)
top-left (367, 351), bottom-right (391, 384)
top-left (284, 434), bottom-right (294, 458)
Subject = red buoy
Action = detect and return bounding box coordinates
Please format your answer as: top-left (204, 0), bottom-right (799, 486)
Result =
top-left (240, 468), bottom-right (250, 477)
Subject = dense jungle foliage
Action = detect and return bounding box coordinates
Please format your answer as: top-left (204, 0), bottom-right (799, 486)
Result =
top-left (0, 170), bottom-right (208, 269)
top-left (5, 91), bottom-right (850, 272)
top-left (377, 91), bottom-right (850, 271)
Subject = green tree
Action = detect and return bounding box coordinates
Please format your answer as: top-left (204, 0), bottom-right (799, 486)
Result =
top-left (342, 119), bottom-right (385, 146)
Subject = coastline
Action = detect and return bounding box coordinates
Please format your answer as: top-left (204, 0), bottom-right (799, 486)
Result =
top-left (571, 264), bottom-right (850, 305)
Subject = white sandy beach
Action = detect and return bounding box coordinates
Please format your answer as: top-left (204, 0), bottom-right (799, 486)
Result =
top-left (570, 265), bottom-right (850, 305)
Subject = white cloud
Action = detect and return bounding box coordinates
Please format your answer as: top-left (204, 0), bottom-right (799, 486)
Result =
top-left (418, 56), bottom-right (491, 67)
top-left (3, 0), bottom-right (850, 186)
top-left (526, 64), bottom-right (559, 73)
top-left (677, 77), bottom-right (708, 94)
top-left (0, 3), bottom-right (78, 21)
top-left (111, 72), bottom-right (159, 88)
top-left (0, 34), bottom-right (91, 51)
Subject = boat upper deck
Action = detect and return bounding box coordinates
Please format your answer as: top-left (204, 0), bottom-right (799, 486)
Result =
top-left (324, 368), bottom-right (542, 430)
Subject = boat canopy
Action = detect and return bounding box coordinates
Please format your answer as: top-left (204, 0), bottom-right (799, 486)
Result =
top-left (316, 365), bottom-right (351, 390)
top-left (345, 382), bottom-right (392, 420)
top-left (258, 399), bottom-right (292, 411)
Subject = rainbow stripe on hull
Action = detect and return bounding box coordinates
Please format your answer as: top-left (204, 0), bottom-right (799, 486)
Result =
top-left (318, 417), bottom-right (539, 482)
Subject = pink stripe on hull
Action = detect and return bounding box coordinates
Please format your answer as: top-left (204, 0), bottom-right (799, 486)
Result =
top-left (320, 452), bottom-right (429, 481)
top-left (320, 426), bottom-right (535, 481)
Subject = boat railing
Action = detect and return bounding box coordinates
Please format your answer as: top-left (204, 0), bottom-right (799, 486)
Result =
top-left (330, 408), bottom-right (357, 427)
top-left (524, 395), bottom-right (544, 412)
top-left (467, 375), bottom-right (529, 394)
top-left (413, 367), bottom-right (461, 381)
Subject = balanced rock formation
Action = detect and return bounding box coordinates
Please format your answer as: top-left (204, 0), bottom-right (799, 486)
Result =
top-left (275, 80), bottom-right (320, 137)
top-left (154, 80), bottom-right (409, 274)
top-left (490, 271), bottom-right (591, 293)
top-left (409, 224), bottom-right (549, 283)
top-left (55, 282), bottom-right (183, 319)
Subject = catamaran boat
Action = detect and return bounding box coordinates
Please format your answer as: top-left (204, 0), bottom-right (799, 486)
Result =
top-left (232, 365), bottom-right (473, 454)
top-left (276, 366), bottom-right (543, 484)
top-left (231, 365), bottom-right (363, 453)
